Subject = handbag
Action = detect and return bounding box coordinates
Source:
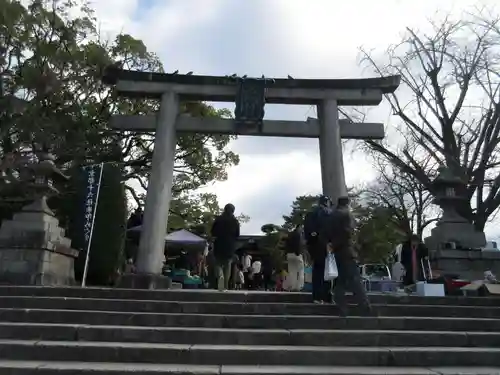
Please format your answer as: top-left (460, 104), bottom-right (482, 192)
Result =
top-left (324, 252), bottom-right (338, 281)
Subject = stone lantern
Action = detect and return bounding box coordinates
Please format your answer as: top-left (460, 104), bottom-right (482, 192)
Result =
top-left (425, 167), bottom-right (495, 280)
top-left (22, 151), bottom-right (68, 213)
top-left (0, 150), bottom-right (79, 285)
top-left (430, 167), bottom-right (469, 225)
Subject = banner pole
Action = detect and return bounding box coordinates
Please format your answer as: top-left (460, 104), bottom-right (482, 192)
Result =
top-left (81, 163), bottom-right (105, 287)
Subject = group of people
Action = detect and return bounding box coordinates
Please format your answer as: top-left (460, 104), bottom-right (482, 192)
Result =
top-left (210, 196), bottom-right (374, 316)
top-left (126, 195), bottom-right (432, 317)
top-left (302, 195), bottom-right (373, 316)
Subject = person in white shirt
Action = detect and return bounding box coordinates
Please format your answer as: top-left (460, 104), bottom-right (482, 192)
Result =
top-left (243, 253), bottom-right (252, 272)
top-left (285, 224), bottom-right (305, 291)
top-left (252, 260), bottom-right (261, 274)
top-left (248, 259), bottom-right (262, 289)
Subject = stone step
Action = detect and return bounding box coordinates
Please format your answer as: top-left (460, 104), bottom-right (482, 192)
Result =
top-left (2, 308), bottom-right (500, 331)
top-left (2, 361), bottom-right (499, 375)
top-left (1, 286), bottom-right (499, 306)
top-left (1, 323), bottom-right (499, 347)
top-left (1, 340), bottom-right (500, 367)
top-left (2, 296), bottom-right (500, 318)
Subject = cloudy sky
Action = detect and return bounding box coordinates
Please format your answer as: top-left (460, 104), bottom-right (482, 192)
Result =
top-left (88, 0), bottom-right (499, 239)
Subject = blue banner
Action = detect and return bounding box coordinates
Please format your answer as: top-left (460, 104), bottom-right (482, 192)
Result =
top-left (81, 163), bottom-right (104, 249)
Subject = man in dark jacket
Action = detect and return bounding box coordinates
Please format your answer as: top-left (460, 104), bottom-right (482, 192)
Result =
top-left (304, 195), bottom-right (332, 303)
top-left (127, 207), bottom-right (143, 229)
top-left (327, 196), bottom-right (372, 316)
top-left (211, 203), bottom-right (240, 291)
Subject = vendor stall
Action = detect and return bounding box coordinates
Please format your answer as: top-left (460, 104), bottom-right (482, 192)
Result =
top-left (127, 227), bottom-right (207, 288)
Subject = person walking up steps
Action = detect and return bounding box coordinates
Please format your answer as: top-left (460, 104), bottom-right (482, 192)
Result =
top-left (327, 196), bottom-right (373, 316)
top-left (211, 203), bottom-right (240, 291)
top-left (304, 195), bottom-right (333, 303)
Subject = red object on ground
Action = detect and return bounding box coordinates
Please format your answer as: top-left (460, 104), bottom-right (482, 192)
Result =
top-left (446, 279), bottom-right (470, 293)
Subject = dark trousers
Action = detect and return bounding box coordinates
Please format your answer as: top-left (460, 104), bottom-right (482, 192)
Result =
top-left (333, 254), bottom-right (370, 313)
top-left (263, 273), bottom-right (272, 290)
top-left (245, 271), bottom-right (253, 289)
top-left (312, 256), bottom-right (331, 302)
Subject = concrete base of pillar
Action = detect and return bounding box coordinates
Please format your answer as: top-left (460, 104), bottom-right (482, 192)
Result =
top-left (430, 249), bottom-right (500, 281)
top-left (117, 273), bottom-right (175, 290)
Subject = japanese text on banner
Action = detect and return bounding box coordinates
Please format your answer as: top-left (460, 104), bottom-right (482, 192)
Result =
top-left (82, 164), bottom-right (103, 248)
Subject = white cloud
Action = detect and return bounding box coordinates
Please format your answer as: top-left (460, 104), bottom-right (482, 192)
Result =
top-left (77, 0), bottom-right (500, 239)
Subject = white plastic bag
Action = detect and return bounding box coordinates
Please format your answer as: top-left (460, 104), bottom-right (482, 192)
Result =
top-left (324, 252), bottom-right (338, 281)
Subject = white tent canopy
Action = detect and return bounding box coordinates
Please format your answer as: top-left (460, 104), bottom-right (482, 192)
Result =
top-left (128, 226), bottom-right (206, 246)
top-left (165, 229), bottom-right (206, 245)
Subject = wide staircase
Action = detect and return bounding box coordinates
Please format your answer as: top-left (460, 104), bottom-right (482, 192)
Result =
top-left (0, 287), bottom-right (499, 374)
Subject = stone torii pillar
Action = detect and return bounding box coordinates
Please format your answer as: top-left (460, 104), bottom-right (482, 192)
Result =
top-left (317, 99), bottom-right (347, 204)
top-left (135, 92), bottom-right (178, 276)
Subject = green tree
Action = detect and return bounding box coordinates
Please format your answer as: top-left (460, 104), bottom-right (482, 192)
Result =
top-left (282, 195), bottom-right (320, 230)
top-left (352, 201), bottom-right (405, 263)
top-left (167, 192), bottom-right (249, 237)
top-left (259, 227), bottom-right (287, 272)
top-left (0, 0), bottom-right (242, 231)
top-left (261, 223), bottom-right (280, 234)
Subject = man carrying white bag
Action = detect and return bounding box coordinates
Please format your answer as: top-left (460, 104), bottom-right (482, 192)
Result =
top-left (324, 248), bottom-right (338, 281)
top-left (326, 196), bottom-right (374, 317)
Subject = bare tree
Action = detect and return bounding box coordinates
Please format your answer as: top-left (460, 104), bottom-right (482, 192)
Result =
top-left (363, 154), bottom-right (438, 239)
top-left (361, 10), bottom-right (500, 231)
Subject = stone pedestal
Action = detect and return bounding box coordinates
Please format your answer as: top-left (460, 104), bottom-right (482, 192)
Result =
top-left (424, 204), bottom-right (490, 280)
top-left (0, 198), bottom-right (79, 285)
top-left (425, 219), bottom-right (490, 280)
top-left (425, 214), bottom-right (486, 252)
top-left (430, 249), bottom-right (500, 281)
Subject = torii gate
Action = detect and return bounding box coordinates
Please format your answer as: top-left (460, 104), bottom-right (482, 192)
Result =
top-left (103, 67), bottom-right (400, 286)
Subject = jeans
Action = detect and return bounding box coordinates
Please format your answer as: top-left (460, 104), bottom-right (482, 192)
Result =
top-left (312, 256), bottom-right (331, 302)
top-left (216, 259), bottom-right (232, 290)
